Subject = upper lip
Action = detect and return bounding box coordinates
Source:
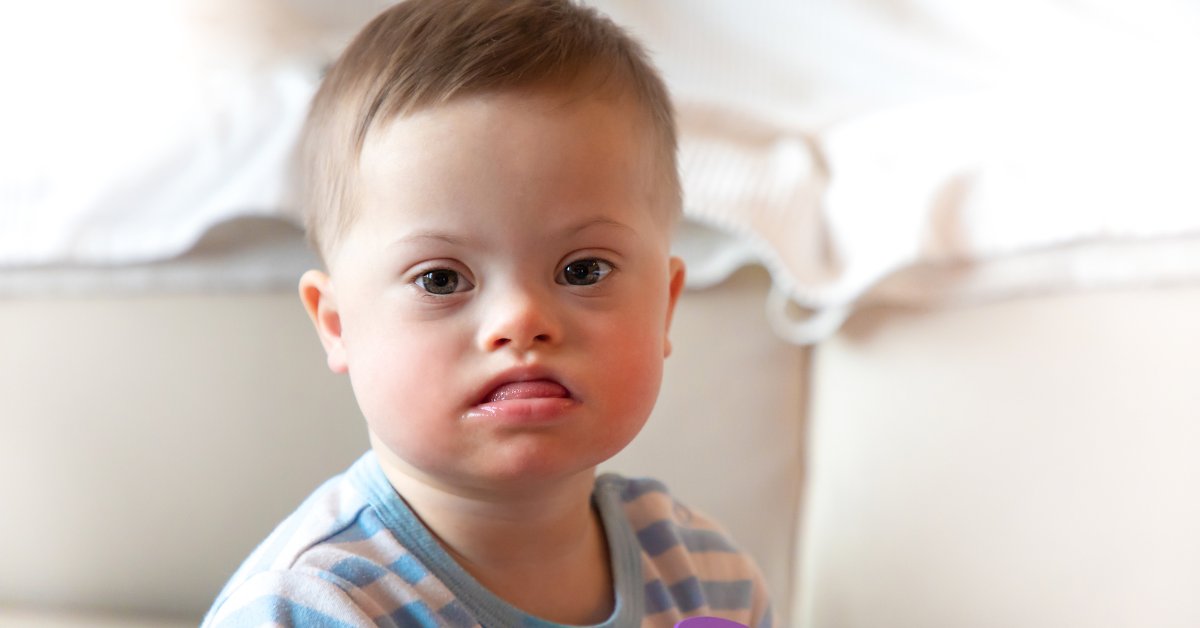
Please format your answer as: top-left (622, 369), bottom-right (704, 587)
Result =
top-left (474, 364), bottom-right (570, 405)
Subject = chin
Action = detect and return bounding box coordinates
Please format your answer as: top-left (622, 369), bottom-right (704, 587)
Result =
top-left (469, 443), bottom-right (618, 488)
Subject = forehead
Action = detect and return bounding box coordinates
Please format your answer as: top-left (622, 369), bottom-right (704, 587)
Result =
top-left (352, 90), bottom-right (662, 232)
top-left (360, 89), bottom-right (646, 172)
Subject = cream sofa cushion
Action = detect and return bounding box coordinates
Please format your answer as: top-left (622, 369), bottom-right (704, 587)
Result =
top-left (800, 285), bottom-right (1200, 628)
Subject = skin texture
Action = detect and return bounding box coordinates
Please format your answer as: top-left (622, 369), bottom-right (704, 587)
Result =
top-left (299, 89), bottom-right (686, 623)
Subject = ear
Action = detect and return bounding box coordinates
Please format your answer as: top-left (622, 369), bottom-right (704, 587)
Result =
top-left (663, 256), bottom-right (686, 358)
top-left (299, 269), bottom-right (349, 374)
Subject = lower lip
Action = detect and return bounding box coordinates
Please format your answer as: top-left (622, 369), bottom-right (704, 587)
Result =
top-left (465, 397), bottom-right (577, 424)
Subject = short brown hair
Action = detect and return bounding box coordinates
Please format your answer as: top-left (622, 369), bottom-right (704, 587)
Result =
top-left (297, 0), bottom-right (680, 260)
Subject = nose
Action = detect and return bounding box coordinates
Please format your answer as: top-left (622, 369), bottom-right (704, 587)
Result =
top-left (476, 284), bottom-right (561, 353)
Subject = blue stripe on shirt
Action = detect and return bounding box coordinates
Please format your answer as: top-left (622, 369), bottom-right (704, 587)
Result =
top-left (669, 576), bottom-right (705, 612)
top-left (326, 549), bottom-right (429, 590)
top-left (644, 577), bottom-right (757, 614)
top-left (388, 552), bottom-right (428, 585)
top-left (326, 509), bottom-right (389, 544)
top-left (645, 579), bottom-right (674, 614)
top-left (637, 519), bottom-right (738, 556)
top-left (328, 556), bottom-right (390, 587)
top-left (618, 477), bottom-right (669, 502)
top-left (436, 600), bottom-right (476, 628)
top-left (382, 600), bottom-right (440, 628)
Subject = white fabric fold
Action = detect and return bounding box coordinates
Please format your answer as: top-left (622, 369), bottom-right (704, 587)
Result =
top-left (610, 0), bottom-right (1200, 343)
top-left (5, 0), bottom-right (1200, 344)
top-left (0, 0), bottom-right (363, 267)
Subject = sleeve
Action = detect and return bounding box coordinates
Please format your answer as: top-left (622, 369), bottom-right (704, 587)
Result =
top-left (621, 476), bottom-right (776, 627)
top-left (670, 495), bottom-right (775, 626)
top-left (747, 559), bottom-right (773, 628)
top-left (203, 570), bottom-right (378, 628)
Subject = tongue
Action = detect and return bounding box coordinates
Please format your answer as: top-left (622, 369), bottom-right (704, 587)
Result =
top-left (484, 380), bottom-right (569, 403)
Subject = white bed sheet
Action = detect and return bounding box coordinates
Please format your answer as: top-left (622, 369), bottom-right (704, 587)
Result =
top-left (593, 0), bottom-right (1200, 342)
top-left (5, 0), bottom-right (1200, 342)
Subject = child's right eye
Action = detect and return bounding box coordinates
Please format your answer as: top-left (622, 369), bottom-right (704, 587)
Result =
top-left (414, 269), bottom-right (472, 295)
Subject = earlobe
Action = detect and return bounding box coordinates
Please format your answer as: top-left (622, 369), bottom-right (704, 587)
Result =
top-left (298, 269), bottom-right (349, 374)
top-left (663, 257), bottom-right (686, 358)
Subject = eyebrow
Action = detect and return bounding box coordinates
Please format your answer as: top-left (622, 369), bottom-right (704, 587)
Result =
top-left (565, 216), bottom-right (638, 238)
top-left (388, 231), bottom-right (473, 249)
top-left (390, 218), bottom-right (636, 248)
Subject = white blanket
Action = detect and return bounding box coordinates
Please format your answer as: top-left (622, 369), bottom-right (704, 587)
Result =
top-left (4, 0), bottom-right (1199, 342)
top-left (0, 0), bottom-right (390, 268)
top-left (598, 0), bottom-right (1200, 342)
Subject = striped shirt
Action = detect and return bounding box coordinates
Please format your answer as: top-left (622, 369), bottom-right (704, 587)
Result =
top-left (204, 452), bottom-right (772, 627)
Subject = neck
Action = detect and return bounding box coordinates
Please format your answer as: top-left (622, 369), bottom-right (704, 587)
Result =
top-left (393, 465), bottom-right (600, 566)
top-left (373, 447), bottom-right (614, 624)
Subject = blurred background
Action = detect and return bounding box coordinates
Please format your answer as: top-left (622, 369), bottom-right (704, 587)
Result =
top-left (2, 1), bottom-right (1199, 626)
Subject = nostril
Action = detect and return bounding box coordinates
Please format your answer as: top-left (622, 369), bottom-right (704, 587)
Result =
top-left (534, 334), bottom-right (550, 342)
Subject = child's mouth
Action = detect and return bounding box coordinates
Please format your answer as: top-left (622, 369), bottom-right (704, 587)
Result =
top-left (469, 375), bottom-right (576, 423)
top-left (482, 379), bottom-right (570, 403)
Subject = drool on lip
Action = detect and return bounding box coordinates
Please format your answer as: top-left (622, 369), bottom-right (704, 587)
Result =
top-left (483, 379), bottom-right (570, 403)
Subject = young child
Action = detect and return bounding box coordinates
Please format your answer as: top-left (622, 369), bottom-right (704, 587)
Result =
top-left (204, 1), bottom-right (772, 626)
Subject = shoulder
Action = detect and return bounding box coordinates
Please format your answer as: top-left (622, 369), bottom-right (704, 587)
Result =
top-left (205, 454), bottom-right (471, 627)
top-left (221, 461), bottom-right (375, 582)
top-left (205, 560), bottom-right (470, 628)
top-left (202, 569), bottom-right (372, 627)
top-left (203, 463), bottom-right (371, 623)
top-left (596, 473), bottom-right (775, 627)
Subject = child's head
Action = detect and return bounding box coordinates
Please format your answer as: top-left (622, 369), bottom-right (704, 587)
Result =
top-left (298, 0), bottom-right (686, 492)
top-left (297, 0), bottom-right (681, 262)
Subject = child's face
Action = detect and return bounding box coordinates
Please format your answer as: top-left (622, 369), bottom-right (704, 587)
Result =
top-left (303, 90), bottom-right (685, 492)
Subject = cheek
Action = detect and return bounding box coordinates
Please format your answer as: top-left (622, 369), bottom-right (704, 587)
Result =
top-left (582, 338), bottom-right (662, 467)
top-left (588, 311), bottom-right (667, 425)
top-left (342, 323), bottom-right (467, 465)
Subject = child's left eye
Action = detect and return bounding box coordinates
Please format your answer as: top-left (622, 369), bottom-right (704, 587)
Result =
top-left (558, 258), bottom-right (613, 286)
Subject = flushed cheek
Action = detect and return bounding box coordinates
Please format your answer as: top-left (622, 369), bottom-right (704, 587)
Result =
top-left (606, 350), bottom-right (662, 419)
top-left (585, 326), bottom-right (664, 441)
